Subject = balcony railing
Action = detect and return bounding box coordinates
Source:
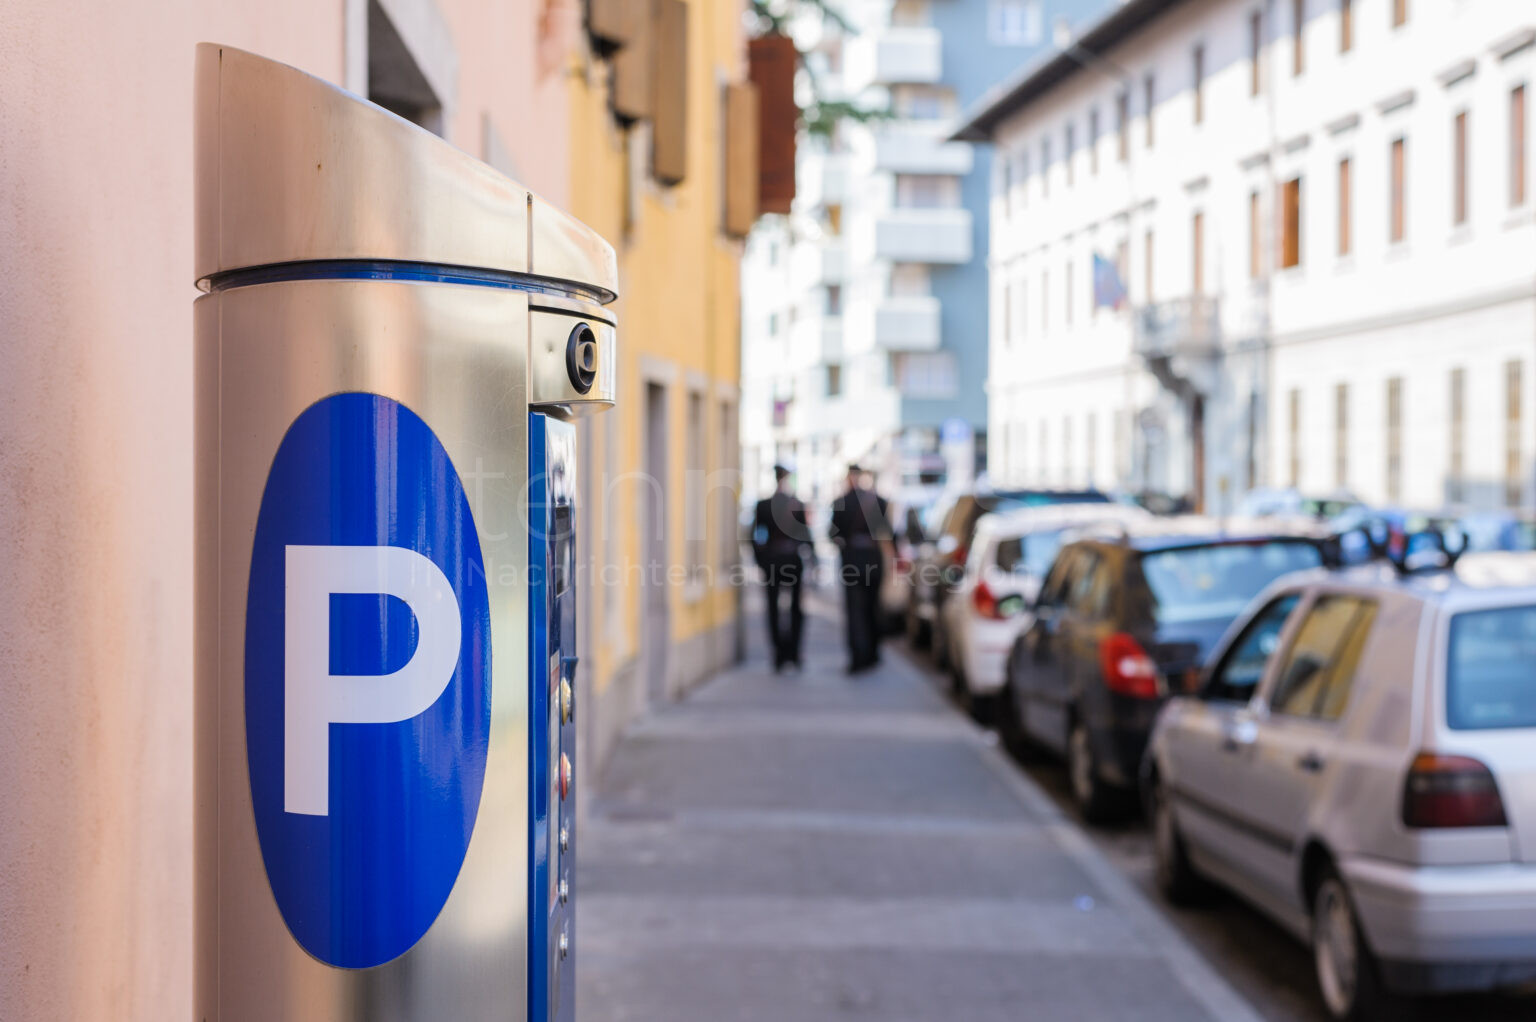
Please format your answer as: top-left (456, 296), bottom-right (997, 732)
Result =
top-left (872, 207), bottom-right (972, 264)
top-left (1133, 296), bottom-right (1222, 360)
top-left (872, 124), bottom-right (973, 176)
top-left (873, 295), bottom-right (941, 351)
top-left (844, 27), bottom-right (942, 91)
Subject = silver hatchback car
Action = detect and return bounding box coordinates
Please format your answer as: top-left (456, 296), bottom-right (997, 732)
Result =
top-left (1144, 552), bottom-right (1536, 1020)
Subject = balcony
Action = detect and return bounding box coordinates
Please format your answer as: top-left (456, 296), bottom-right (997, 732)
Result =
top-left (874, 295), bottom-right (941, 351)
top-left (799, 152), bottom-right (848, 208)
top-left (873, 125), bottom-right (973, 177)
top-left (819, 243), bottom-right (846, 284)
top-left (872, 207), bottom-right (972, 264)
top-left (844, 27), bottom-right (942, 91)
top-left (1133, 296), bottom-right (1223, 397)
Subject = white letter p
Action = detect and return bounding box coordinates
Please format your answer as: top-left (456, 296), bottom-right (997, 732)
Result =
top-left (284, 545), bottom-right (463, 816)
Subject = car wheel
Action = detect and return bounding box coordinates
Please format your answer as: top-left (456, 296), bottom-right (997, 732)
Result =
top-left (998, 674), bottom-right (1037, 761)
top-left (1312, 870), bottom-right (1388, 1021)
top-left (1150, 776), bottom-right (1208, 905)
top-left (1067, 720), bottom-right (1122, 824)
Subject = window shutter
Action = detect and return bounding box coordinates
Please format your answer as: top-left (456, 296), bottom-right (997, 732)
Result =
top-left (651, 0), bottom-right (689, 185)
top-left (750, 34), bottom-right (798, 215)
top-left (723, 83), bottom-right (761, 238)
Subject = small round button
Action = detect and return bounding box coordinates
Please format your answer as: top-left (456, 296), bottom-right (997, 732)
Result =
top-left (559, 825), bottom-right (570, 852)
top-left (559, 877), bottom-right (569, 904)
top-left (560, 679), bottom-right (573, 724)
top-left (559, 753), bottom-right (572, 801)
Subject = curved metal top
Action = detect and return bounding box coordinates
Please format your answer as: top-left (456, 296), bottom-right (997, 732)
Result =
top-left (194, 44), bottom-right (617, 302)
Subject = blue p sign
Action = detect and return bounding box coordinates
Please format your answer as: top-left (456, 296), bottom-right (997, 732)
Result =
top-left (245, 393), bottom-right (493, 969)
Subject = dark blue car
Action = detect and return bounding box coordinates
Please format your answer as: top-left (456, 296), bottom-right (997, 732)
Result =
top-left (1001, 519), bottom-right (1327, 822)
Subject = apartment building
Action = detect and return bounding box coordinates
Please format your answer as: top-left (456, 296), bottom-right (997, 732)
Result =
top-left (959, 0), bottom-right (1536, 511)
top-left (743, 0), bottom-right (1111, 508)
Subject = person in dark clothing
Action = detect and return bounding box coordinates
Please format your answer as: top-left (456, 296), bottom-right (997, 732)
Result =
top-left (829, 464), bottom-right (891, 674)
top-left (752, 465), bottom-right (812, 672)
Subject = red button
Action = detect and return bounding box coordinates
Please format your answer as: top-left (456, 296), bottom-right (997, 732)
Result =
top-left (559, 753), bottom-right (572, 801)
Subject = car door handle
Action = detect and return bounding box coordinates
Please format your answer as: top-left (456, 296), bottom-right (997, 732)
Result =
top-left (1221, 720), bottom-right (1258, 752)
top-left (1296, 751), bottom-right (1326, 774)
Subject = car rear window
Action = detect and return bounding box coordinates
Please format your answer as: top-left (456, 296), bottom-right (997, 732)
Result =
top-left (995, 530), bottom-right (1065, 576)
top-left (1447, 606), bottom-right (1536, 730)
top-left (1138, 541), bottom-right (1323, 625)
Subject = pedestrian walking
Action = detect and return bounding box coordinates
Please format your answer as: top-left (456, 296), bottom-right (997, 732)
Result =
top-left (752, 465), bottom-right (811, 672)
top-left (829, 464), bottom-right (891, 674)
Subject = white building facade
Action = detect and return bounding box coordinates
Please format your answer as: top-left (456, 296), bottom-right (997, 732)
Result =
top-left (961, 0), bottom-right (1536, 512)
top-left (742, 0), bottom-right (1112, 508)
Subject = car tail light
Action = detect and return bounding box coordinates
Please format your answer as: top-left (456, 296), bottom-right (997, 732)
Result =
top-left (1402, 753), bottom-right (1508, 829)
top-left (972, 580), bottom-right (1004, 620)
top-left (1099, 632), bottom-right (1160, 699)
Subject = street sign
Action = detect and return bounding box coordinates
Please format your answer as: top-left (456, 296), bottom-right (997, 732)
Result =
top-left (940, 417), bottom-right (973, 446)
top-left (244, 392), bottom-right (493, 969)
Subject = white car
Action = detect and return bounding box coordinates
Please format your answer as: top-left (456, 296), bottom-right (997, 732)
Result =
top-left (939, 503), bottom-right (1148, 718)
top-left (1145, 551), bottom-right (1536, 1020)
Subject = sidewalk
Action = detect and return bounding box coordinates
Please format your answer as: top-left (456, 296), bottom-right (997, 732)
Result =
top-left (576, 587), bottom-right (1263, 1022)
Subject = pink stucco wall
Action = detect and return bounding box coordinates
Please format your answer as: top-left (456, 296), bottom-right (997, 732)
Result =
top-left (0, 2), bottom-right (570, 1018)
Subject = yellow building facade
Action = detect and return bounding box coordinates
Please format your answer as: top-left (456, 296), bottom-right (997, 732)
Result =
top-left (564, 0), bottom-right (751, 772)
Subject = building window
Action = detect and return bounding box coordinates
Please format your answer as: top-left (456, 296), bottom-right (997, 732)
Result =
top-left (1001, 281), bottom-right (1012, 348)
top-left (1192, 211), bottom-right (1205, 295)
top-left (1041, 138), bottom-right (1051, 197)
top-left (1508, 361), bottom-right (1524, 507)
top-left (1062, 416), bottom-right (1073, 482)
top-left (1065, 122), bottom-right (1076, 186)
top-left (1449, 367), bottom-right (1465, 503)
top-left (1513, 85), bottom-right (1528, 208)
top-left (1288, 388), bottom-right (1302, 486)
top-left (1338, 156), bottom-right (1352, 255)
top-left (1390, 137), bottom-right (1407, 243)
top-left (825, 284), bottom-right (843, 316)
top-left (892, 0), bottom-right (930, 27)
top-left (827, 204), bottom-right (843, 234)
top-left (368, 0), bottom-right (445, 134)
top-left (893, 83), bottom-right (957, 120)
top-left (1385, 377), bottom-right (1403, 502)
top-left (990, 0), bottom-right (1043, 46)
top-left (1143, 72), bottom-right (1156, 148)
top-left (1117, 91), bottom-right (1129, 161)
top-left (768, 311), bottom-right (779, 336)
top-left (1453, 110), bottom-right (1469, 226)
top-left (1334, 383), bottom-right (1349, 490)
top-left (894, 351), bottom-right (958, 398)
top-left (1249, 190), bottom-right (1262, 278)
top-left (1065, 258), bottom-right (1074, 325)
top-left (896, 174), bottom-right (959, 209)
top-left (1144, 229), bottom-right (1154, 301)
top-left (1280, 176), bottom-right (1302, 269)
top-left (1250, 10), bottom-right (1263, 97)
top-left (1392, 0), bottom-right (1407, 29)
top-left (826, 363), bottom-right (842, 397)
top-left (1292, 0), bottom-right (1305, 76)
top-left (1019, 152), bottom-right (1030, 209)
top-left (1089, 107), bottom-right (1100, 173)
top-left (686, 390), bottom-right (706, 584)
top-left (717, 399), bottom-right (739, 572)
top-left (1340, 0), bottom-right (1353, 52)
top-left (1192, 44), bottom-right (1205, 124)
top-left (1086, 413), bottom-right (1097, 483)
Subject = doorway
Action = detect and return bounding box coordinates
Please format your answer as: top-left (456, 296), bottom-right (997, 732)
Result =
top-left (642, 382), bottom-right (670, 704)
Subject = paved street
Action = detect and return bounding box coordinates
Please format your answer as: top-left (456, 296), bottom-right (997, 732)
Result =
top-left (576, 591), bottom-right (1262, 1022)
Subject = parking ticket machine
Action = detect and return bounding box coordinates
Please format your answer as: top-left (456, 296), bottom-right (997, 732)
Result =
top-left (193, 45), bottom-right (615, 1022)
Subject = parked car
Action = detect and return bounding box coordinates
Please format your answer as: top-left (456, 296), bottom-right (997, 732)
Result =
top-left (939, 503), bottom-right (1150, 720)
top-left (880, 489), bottom-right (940, 633)
top-left (907, 486), bottom-right (1112, 650)
top-left (1144, 548), bottom-right (1536, 1019)
top-left (1001, 518), bottom-right (1330, 822)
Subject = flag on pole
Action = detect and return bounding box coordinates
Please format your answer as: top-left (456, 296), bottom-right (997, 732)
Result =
top-left (1092, 252), bottom-right (1128, 310)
